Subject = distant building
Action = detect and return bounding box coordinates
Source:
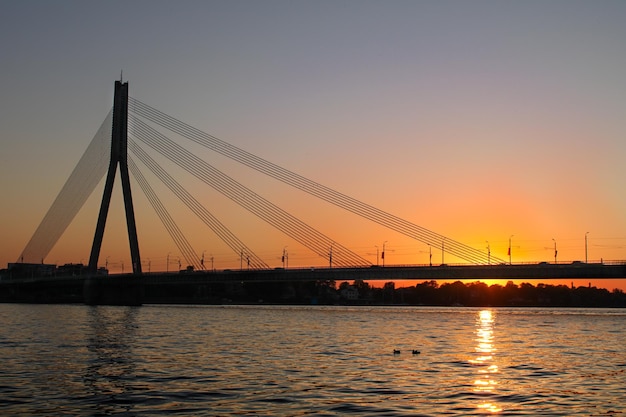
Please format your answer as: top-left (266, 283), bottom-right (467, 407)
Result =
top-left (5, 263), bottom-right (56, 279)
top-left (57, 263), bottom-right (89, 276)
top-left (340, 285), bottom-right (359, 301)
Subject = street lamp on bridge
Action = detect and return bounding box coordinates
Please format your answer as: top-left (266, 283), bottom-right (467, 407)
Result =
top-left (382, 241), bottom-right (387, 267)
top-left (429, 245), bottom-right (432, 267)
top-left (509, 235), bottom-right (514, 265)
top-left (552, 238), bottom-right (557, 264)
top-left (585, 232), bottom-right (589, 263)
top-left (282, 246), bottom-right (288, 269)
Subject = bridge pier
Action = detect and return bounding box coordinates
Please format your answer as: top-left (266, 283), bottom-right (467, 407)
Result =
top-left (83, 275), bottom-right (144, 306)
top-left (82, 80), bottom-right (143, 306)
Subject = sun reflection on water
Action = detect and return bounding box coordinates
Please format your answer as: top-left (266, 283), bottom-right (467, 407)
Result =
top-left (470, 309), bottom-right (502, 413)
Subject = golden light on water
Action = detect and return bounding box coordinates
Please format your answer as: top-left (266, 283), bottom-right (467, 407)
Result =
top-left (471, 309), bottom-right (502, 413)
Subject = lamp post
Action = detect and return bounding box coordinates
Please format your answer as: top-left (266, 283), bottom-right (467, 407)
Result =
top-left (486, 241), bottom-right (491, 265)
top-left (509, 235), bottom-right (514, 265)
top-left (429, 245), bottom-right (432, 267)
top-left (382, 241), bottom-right (387, 267)
top-left (329, 243), bottom-right (333, 268)
top-left (552, 238), bottom-right (557, 264)
top-left (585, 232), bottom-right (589, 263)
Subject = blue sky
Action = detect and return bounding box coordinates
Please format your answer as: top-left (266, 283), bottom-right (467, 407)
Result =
top-left (2, 1), bottom-right (626, 288)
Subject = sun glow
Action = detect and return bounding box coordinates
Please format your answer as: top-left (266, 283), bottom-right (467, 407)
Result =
top-left (471, 310), bottom-right (502, 413)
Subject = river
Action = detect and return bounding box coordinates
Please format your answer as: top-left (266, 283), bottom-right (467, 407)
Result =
top-left (0, 304), bottom-right (624, 416)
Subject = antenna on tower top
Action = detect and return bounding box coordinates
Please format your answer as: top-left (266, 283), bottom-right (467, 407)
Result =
top-left (120, 70), bottom-right (123, 83)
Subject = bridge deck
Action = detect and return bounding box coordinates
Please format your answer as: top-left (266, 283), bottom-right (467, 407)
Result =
top-left (143, 263), bottom-right (626, 284)
top-left (2, 263), bottom-right (624, 305)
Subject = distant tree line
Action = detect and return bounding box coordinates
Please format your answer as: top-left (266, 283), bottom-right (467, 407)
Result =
top-left (336, 280), bottom-right (626, 308)
top-left (224, 279), bottom-right (626, 307)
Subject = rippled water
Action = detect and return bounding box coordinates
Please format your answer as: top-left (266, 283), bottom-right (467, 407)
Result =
top-left (0, 304), bottom-right (624, 416)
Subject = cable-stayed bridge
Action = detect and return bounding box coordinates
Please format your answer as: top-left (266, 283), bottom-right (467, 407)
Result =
top-left (5, 81), bottom-right (625, 304)
top-left (18, 81), bottom-right (504, 271)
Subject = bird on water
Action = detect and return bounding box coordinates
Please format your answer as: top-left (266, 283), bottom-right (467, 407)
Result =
top-left (393, 349), bottom-right (421, 355)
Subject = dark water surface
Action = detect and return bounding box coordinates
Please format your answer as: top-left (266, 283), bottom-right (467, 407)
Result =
top-left (0, 304), bottom-right (624, 416)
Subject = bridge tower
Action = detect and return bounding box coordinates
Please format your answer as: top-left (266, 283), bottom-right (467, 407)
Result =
top-left (88, 80), bottom-right (142, 274)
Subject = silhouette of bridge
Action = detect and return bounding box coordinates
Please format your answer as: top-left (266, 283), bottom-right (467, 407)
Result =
top-left (5, 81), bottom-right (625, 304)
top-left (18, 80), bottom-right (509, 270)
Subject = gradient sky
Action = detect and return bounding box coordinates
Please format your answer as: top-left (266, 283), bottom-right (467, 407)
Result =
top-left (1, 1), bottom-right (626, 291)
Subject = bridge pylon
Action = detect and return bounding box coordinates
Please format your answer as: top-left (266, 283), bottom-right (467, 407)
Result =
top-left (88, 80), bottom-right (142, 274)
